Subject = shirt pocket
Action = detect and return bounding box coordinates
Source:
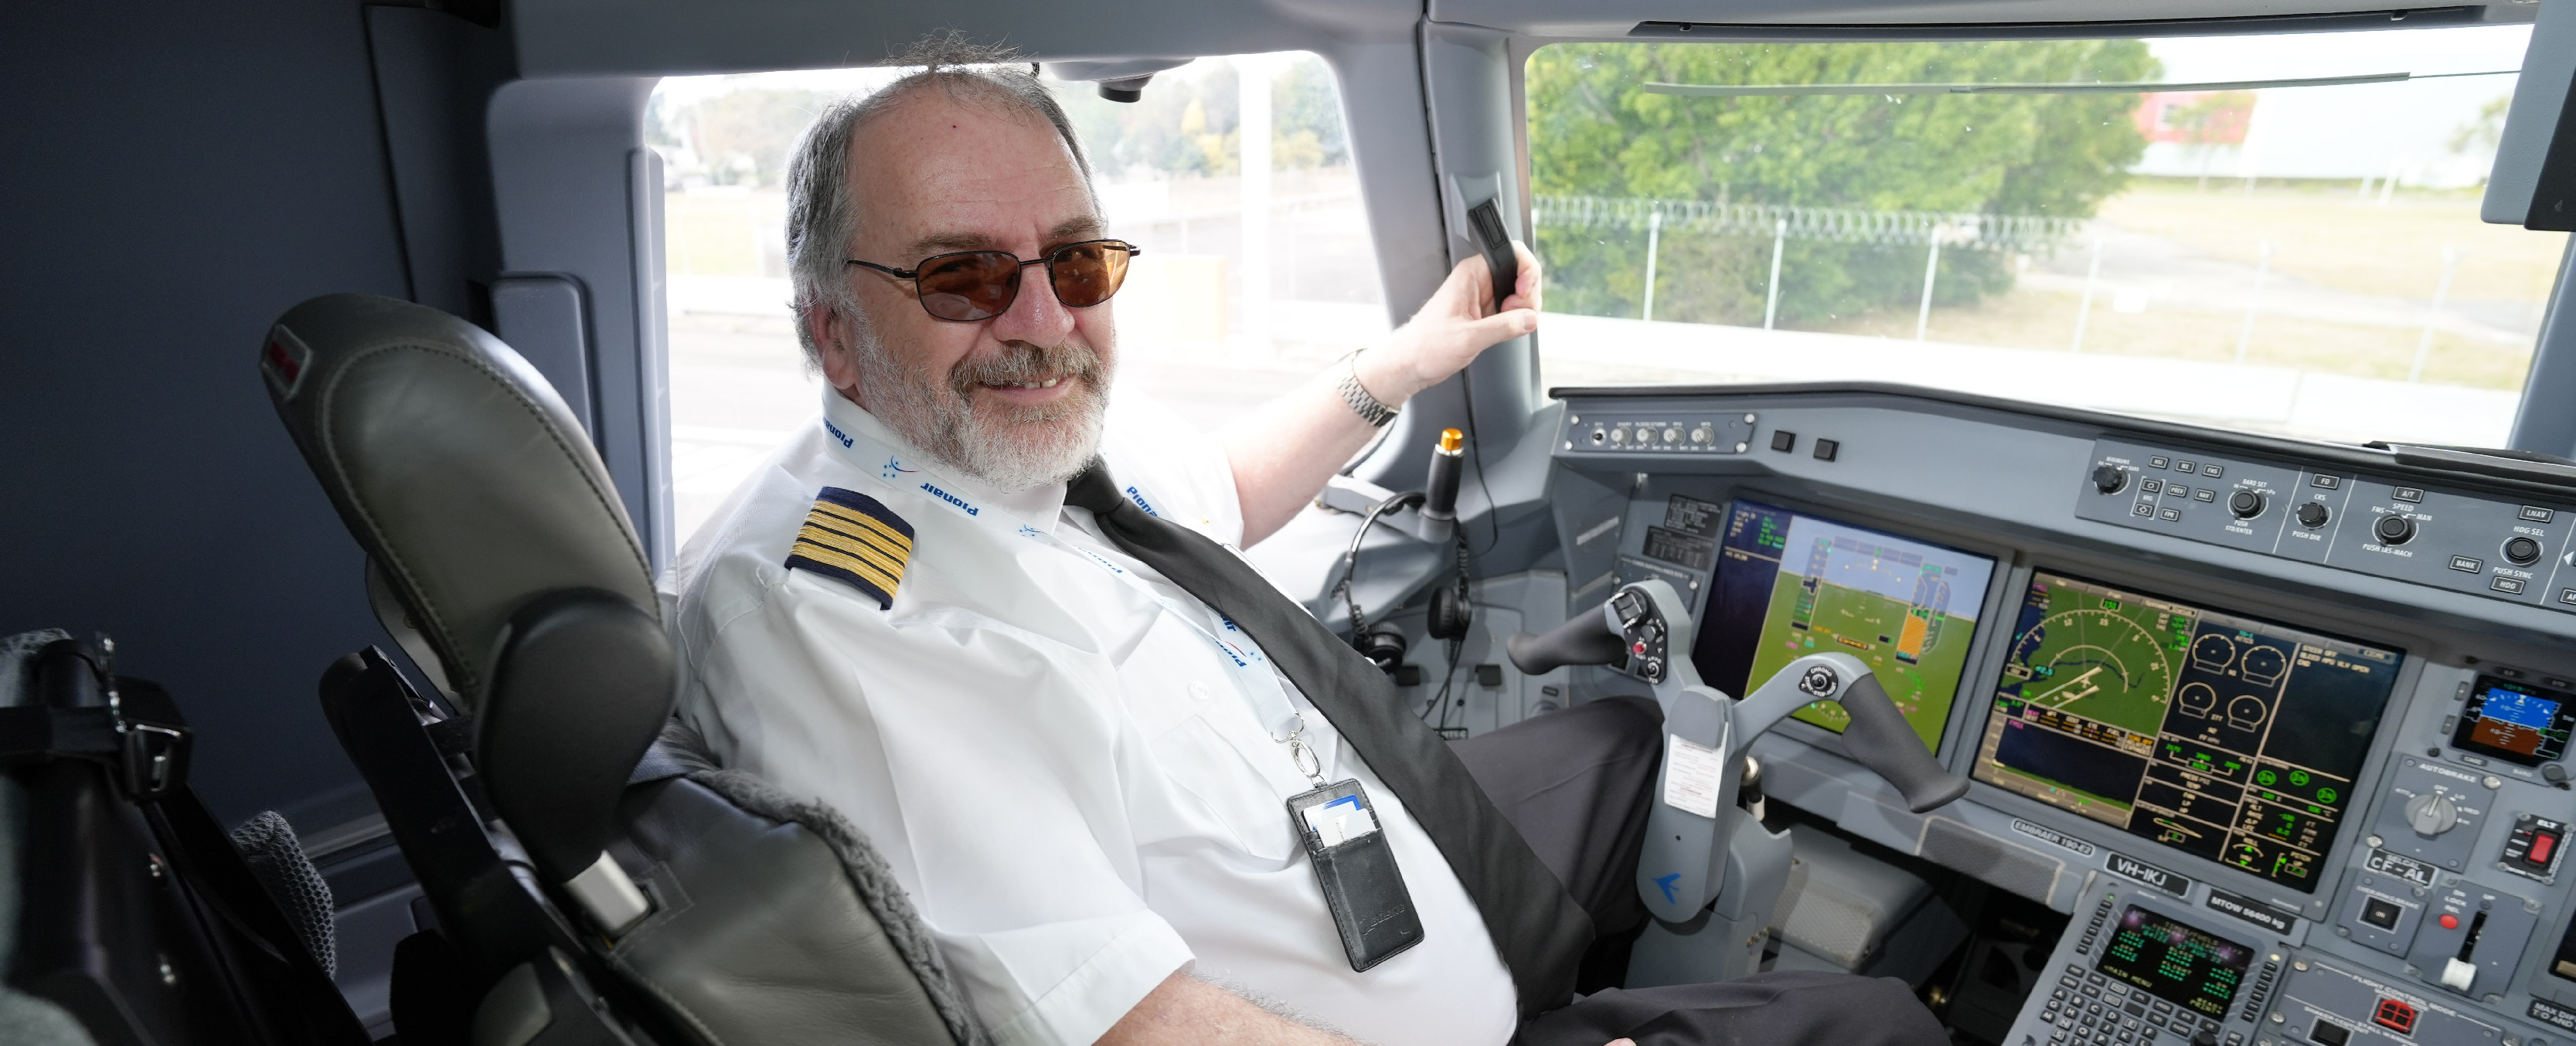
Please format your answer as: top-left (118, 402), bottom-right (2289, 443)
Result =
top-left (1148, 711), bottom-right (1302, 864)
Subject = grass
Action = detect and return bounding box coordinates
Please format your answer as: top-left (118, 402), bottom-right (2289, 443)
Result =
top-left (2101, 183), bottom-right (2567, 304)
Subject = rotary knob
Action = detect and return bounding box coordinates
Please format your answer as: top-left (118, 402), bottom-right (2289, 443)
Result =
top-left (1663, 426), bottom-right (1683, 444)
top-left (2295, 502), bottom-right (2331, 528)
top-left (2506, 535), bottom-right (2544, 566)
top-left (2092, 465), bottom-right (2127, 494)
top-left (2404, 791), bottom-right (2459, 837)
top-left (2374, 513), bottom-right (2417, 545)
top-left (2227, 489), bottom-right (2264, 519)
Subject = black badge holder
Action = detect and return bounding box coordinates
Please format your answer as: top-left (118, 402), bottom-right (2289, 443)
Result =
top-left (1465, 197), bottom-right (1521, 311)
top-left (1287, 779), bottom-right (1424, 971)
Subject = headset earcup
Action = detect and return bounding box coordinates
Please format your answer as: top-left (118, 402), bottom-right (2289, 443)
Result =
top-left (1427, 584), bottom-right (1473, 642)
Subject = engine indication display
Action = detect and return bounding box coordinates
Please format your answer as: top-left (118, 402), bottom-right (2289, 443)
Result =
top-left (2096, 906), bottom-right (2253, 1019)
top-left (1973, 572), bottom-right (2404, 891)
top-left (1693, 501), bottom-right (1996, 752)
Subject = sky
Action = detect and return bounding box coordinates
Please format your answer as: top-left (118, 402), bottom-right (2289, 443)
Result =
top-left (2147, 25), bottom-right (2529, 182)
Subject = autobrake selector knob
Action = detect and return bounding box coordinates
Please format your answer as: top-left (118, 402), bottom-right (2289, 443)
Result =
top-left (2092, 465), bottom-right (2127, 494)
top-left (2506, 535), bottom-right (2544, 566)
top-left (2295, 502), bottom-right (2332, 528)
top-left (2227, 489), bottom-right (2264, 519)
top-left (2374, 513), bottom-right (2417, 545)
top-left (2405, 791), bottom-right (2459, 837)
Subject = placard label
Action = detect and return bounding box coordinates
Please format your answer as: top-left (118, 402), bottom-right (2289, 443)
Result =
top-left (2107, 851), bottom-right (2190, 895)
top-left (2014, 819), bottom-right (2098, 858)
top-left (2206, 888), bottom-right (2298, 934)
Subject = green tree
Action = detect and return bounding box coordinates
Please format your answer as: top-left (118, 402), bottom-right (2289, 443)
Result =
top-left (1528, 41), bottom-right (2153, 326)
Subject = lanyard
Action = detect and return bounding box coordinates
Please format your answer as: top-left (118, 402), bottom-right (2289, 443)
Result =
top-left (822, 416), bottom-right (1328, 784)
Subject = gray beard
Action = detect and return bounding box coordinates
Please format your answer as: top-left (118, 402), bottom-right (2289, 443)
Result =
top-left (842, 308), bottom-right (1111, 493)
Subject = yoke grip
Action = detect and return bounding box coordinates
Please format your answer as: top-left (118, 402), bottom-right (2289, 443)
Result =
top-left (1836, 673), bottom-right (1970, 813)
top-left (1505, 611), bottom-right (1626, 675)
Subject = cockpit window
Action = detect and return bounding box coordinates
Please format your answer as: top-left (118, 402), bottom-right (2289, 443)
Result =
top-left (1526, 28), bottom-right (2554, 447)
top-left (653, 54), bottom-right (1382, 545)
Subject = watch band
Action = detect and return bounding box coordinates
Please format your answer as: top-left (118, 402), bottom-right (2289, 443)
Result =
top-left (1337, 355), bottom-right (1400, 428)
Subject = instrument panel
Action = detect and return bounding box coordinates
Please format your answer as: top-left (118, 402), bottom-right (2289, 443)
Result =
top-left (1545, 383), bottom-right (2576, 1046)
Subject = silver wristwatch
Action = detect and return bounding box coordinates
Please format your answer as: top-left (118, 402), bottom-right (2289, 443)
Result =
top-left (1337, 354), bottom-right (1399, 428)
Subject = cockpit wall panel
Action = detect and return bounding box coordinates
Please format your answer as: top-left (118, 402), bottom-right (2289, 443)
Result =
top-left (1550, 382), bottom-right (2576, 1046)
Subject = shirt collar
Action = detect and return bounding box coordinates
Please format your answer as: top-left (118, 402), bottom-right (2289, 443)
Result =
top-left (819, 387), bottom-right (1070, 534)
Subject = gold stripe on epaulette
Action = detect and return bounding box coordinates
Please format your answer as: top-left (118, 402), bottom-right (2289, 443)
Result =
top-left (796, 521), bottom-right (907, 579)
top-left (812, 500), bottom-right (914, 553)
top-left (784, 486), bottom-right (914, 610)
top-left (789, 538), bottom-right (902, 595)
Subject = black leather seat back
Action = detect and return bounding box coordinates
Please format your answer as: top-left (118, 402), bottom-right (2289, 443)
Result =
top-left (260, 293), bottom-right (669, 883)
top-left (260, 292), bottom-right (656, 705)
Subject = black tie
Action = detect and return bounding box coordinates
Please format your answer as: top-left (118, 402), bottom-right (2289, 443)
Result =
top-left (1067, 460), bottom-right (1591, 1017)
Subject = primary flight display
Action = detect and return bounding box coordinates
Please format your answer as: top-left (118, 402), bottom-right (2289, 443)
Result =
top-left (1972, 572), bottom-right (2404, 891)
top-left (1692, 500), bottom-right (1996, 752)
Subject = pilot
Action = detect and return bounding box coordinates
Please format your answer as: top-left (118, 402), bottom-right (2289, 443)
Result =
top-left (666, 36), bottom-right (1943, 1046)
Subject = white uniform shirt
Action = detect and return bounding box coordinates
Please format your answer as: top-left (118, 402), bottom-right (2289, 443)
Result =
top-left (666, 387), bottom-right (1518, 1046)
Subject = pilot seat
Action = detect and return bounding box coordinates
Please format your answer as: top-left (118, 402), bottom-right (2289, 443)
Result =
top-left (260, 293), bottom-right (986, 1046)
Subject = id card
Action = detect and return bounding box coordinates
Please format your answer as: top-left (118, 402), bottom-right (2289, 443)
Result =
top-left (1287, 779), bottom-right (1424, 971)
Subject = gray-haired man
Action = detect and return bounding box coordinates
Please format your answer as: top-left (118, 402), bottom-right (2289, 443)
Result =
top-left (666, 37), bottom-right (1944, 1046)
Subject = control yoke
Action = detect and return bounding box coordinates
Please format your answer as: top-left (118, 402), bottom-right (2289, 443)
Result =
top-left (1508, 580), bottom-right (1969, 925)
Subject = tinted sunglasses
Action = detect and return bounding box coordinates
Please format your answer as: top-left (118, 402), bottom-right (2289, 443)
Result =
top-left (846, 239), bottom-right (1142, 322)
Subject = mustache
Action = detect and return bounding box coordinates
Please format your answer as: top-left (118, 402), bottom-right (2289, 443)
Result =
top-left (948, 340), bottom-right (1105, 395)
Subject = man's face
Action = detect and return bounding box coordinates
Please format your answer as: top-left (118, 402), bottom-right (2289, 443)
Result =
top-left (815, 86), bottom-right (1118, 491)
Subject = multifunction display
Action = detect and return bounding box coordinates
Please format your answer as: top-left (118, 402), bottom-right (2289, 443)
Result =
top-left (1693, 501), bottom-right (1996, 752)
top-left (1972, 572), bottom-right (2404, 891)
top-left (2096, 906), bottom-right (2253, 1019)
top-left (2449, 674), bottom-right (2575, 766)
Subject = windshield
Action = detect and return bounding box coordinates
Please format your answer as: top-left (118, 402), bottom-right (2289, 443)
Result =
top-left (1526, 27), bottom-right (2555, 447)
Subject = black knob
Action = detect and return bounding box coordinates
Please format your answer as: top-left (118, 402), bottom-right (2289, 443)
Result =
top-left (2193, 1030), bottom-right (2219, 1046)
top-left (2092, 465), bottom-right (2127, 494)
top-left (2506, 535), bottom-right (2544, 565)
top-left (2295, 502), bottom-right (2331, 528)
top-left (2374, 513), bottom-right (2417, 545)
top-left (2227, 489), bottom-right (2264, 519)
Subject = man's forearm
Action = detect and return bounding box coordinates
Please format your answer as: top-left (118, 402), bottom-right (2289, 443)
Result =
top-left (1099, 971), bottom-right (1367, 1046)
top-left (1221, 351), bottom-right (1421, 548)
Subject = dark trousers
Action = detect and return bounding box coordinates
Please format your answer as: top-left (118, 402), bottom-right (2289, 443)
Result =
top-left (1448, 699), bottom-right (1948, 1046)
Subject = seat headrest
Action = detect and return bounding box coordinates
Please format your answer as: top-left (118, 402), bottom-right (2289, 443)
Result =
top-left (259, 293), bottom-right (658, 713)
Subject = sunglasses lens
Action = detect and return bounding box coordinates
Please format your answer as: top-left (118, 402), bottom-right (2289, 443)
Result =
top-left (914, 252), bottom-right (1021, 321)
top-left (1050, 242), bottom-right (1133, 309)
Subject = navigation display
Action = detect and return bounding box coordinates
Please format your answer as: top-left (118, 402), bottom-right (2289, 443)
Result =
top-left (2096, 906), bottom-right (2252, 1019)
top-left (1972, 572), bottom-right (2404, 891)
top-left (1693, 501), bottom-right (1997, 752)
top-left (2450, 674), bottom-right (2575, 766)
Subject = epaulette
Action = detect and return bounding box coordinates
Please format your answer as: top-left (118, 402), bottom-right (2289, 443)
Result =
top-left (785, 487), bottom-right (914, 610)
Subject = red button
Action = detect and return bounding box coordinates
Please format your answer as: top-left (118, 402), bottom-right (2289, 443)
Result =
top-left (1632, 641), bottom-right (1648, 655)
top-left (2440, 914), bottom-right (2459, 929)
top-left (2535, 834), bottom-right (2558, 864)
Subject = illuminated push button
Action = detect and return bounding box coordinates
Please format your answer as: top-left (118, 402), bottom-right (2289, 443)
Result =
top-left (2438, 913), bottom-right (2459, 929)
